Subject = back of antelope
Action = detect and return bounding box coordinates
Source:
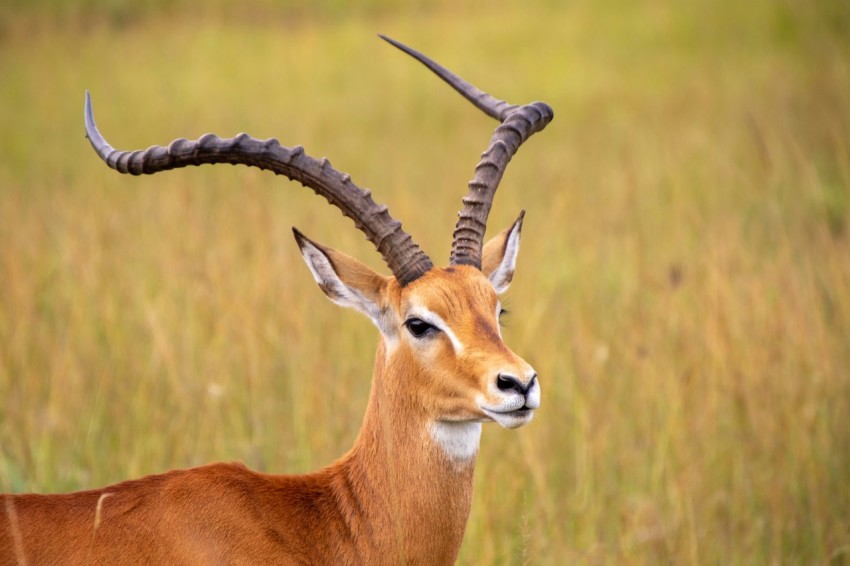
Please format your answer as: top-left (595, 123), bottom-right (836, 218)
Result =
top-left (0, 36), bottom-right (553, 565)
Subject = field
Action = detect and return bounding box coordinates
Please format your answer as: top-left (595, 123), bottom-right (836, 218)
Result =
top-left (1, 0), bottom-right (849, 563)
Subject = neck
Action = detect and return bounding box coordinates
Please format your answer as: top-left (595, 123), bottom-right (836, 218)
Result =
top-left (335, 340), bottom-right (480, 564)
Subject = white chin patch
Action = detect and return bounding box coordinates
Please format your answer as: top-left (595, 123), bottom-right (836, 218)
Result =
top-left (429, 421), bottom-right (482, 462)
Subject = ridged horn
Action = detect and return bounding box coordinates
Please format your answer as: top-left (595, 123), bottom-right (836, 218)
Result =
top-left (84, 91), bottom-right (433, 285)
top-left (379, 34), bottom-right (554, 269)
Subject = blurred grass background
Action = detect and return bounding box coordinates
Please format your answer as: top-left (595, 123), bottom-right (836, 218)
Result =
top-left (1, 0), bottom-right (849, 563)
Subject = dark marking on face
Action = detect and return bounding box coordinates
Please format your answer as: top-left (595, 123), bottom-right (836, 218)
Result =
top-left (474, 314), bottom-right (501, 343)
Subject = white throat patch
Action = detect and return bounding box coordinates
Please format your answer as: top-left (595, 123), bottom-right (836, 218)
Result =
top-left (429, 421), bottom-right (482, 463)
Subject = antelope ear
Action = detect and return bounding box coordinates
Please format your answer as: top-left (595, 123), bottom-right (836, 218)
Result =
top-left (481, 210), bottom-right (524, 294)
top-left (293, 228), bottom-right (391, 332)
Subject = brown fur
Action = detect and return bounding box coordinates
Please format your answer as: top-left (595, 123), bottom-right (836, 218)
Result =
top-left (1, 231), bottom-right (532, 565)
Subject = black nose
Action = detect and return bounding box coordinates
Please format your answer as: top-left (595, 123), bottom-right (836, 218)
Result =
top-left (496, 373), bottom-right (536, 395)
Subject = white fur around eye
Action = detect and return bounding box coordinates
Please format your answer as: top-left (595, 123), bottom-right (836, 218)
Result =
top-left (407, 306), bottom-right (464, 354)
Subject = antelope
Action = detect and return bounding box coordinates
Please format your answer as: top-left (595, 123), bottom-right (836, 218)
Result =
top-left (0, 36), bottom-right (553, 565)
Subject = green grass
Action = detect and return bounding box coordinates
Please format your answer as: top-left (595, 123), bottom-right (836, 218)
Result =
top-left (2, 0), bottom-right (850, 563)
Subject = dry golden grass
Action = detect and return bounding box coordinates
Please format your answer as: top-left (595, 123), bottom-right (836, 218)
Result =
top-left (1, 0), bottom-right (849, 563)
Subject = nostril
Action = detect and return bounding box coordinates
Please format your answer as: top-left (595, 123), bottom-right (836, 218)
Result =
top-left (496, 374), bottom-right (526, 394)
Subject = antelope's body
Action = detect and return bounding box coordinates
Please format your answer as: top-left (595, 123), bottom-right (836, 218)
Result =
top-left (1, 36), bottom-right (552, 565)
top-left (5, 455), bottom-right (467, 565)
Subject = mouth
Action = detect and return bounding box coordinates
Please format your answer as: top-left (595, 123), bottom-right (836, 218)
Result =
top-left (481, 407), bottom-right (535, 429)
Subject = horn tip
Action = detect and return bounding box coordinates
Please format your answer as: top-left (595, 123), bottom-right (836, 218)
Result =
top-left (377, 33), bottom-right (414, 58)
top-left (377, 33), bottom-right (397, 46)
top-left (84, 90), bottom-right (93, 124)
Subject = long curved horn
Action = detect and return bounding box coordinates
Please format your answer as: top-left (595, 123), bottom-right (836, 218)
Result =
top-left (84, 92), bottom-right (433, 285)
top-left (379, 35), bottom-right (554, 269)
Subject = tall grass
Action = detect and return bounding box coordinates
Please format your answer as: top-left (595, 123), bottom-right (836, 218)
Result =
top-left (1, 0), bottom-right (849, 563)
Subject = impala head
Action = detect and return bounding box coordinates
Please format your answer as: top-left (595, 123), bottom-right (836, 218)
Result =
top-left (294, 211), bottom-right (538, 429)
top-left (84, 36), bottom-right (553, 431)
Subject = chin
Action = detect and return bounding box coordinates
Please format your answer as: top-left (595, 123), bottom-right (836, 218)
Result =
top-left (487, 409), bottom-right (535, 429)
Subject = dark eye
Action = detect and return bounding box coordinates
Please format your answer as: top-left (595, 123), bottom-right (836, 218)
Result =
top-left (405, 318), bottom-right (436, 338)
